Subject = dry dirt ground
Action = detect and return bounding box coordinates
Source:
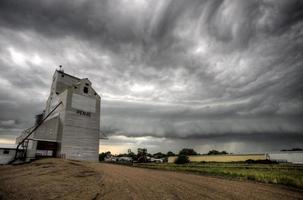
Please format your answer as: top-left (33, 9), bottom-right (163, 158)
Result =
top-left (0, 158), bottom-right (303, 200)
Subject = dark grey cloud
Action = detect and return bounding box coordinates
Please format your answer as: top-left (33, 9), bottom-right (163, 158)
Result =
top-left (0, 0), bottom-right (302, 153)
top-left (101, 133), bottom-right (303, 155)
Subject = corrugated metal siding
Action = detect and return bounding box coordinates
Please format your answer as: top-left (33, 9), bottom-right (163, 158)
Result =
top-left (33, 116), bottom-right (59, 141)
top-left (60, 125), bottom-right (99, 161)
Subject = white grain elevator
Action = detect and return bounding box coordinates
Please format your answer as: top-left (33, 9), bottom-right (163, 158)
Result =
top-left (16, 69), bottom-right (101, 162)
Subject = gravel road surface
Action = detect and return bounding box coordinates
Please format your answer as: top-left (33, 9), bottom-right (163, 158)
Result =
top-left (0, 159), bottom-right (302, 200)
top-left (88, 162), bottom-right (303, 200)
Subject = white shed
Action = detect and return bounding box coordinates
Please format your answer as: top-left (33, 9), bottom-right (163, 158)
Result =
top-left (0, 144), bottom-right (17, 164)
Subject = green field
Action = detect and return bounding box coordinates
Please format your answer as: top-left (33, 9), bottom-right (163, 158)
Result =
top-left (133, 162), bottom-right (303, 189)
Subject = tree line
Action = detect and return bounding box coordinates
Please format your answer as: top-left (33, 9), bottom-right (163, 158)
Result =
top-left (99, 148), bottom-right (229, 163)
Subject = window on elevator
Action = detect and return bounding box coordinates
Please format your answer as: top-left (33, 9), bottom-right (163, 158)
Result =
top-left (3, 149), bottom-right (9, 154)
top-left (83, 87), bottom-right (89, 94)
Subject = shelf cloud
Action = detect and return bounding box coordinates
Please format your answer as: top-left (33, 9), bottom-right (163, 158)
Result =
top-left (0, 0), bottom-right (302, 153)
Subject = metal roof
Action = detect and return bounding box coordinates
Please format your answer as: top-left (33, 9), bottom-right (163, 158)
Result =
top-left (0, 144), bottom-right (17, 149)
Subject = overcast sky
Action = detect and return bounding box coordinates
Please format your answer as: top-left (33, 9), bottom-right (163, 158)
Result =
top-left (0, 0), bottom-right (303, 154)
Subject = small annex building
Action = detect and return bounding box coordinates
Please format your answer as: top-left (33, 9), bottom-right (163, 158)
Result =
top-left (0, 144), bottom-right (18, 164)
top-left (14, 69), bottom-right (101, 162)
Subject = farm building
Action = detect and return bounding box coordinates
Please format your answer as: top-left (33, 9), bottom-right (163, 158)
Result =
top-left (168, 154), bottom-right (268, 163)
top-left (0, 144), bottom-right (19, 164)
top-left (268, 151), bottom-right (303, 164)
top-left (12, 69), bottom-right (101, 163)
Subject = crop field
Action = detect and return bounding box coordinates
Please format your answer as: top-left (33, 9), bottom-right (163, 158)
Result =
top-left (134, 162), bottom-right (303, 189)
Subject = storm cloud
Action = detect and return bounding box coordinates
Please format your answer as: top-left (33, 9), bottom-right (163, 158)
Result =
top-left (0, 0), bottom-right (303, 154)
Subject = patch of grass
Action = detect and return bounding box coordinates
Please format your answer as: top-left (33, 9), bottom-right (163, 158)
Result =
top-left (133, 162), bottom-right (303, 189)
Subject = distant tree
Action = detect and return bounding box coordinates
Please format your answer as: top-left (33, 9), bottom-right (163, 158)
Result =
top-left (174, 154), bottom-right (190, 164)
top-left (117, 153), bottom-right (128, 157)
top-left (153, 152), bottom-right (166, 158)
top-left (127, 151), bottom-right (136, 159)
top-left (99, 151), bottom-right (111, 161)
top-left (281, 148), bottom-right (303, 152)
top-left (137, 148), bottom-right (148, 163)
top-left (245, 159), bottom-right (278, 164)
top-left (166, 151), bottom-right (175, 157)
top-left (137, 148), bottom-right (147, 155)
top-left (179, 148), bottom-right (198, 156)
top-left (207, 150), bottom-right (228, 155)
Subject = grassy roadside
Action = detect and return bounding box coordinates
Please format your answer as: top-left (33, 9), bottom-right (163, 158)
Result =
top-left (133, 162), bottom-right (303, 189)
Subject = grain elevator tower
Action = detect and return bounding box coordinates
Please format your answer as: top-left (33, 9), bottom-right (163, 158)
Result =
top-left (15, 69), bottom-right (101, 162)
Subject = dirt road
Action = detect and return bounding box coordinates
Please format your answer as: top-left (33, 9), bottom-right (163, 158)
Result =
top-left (88, 162), bottom-right (303, 200)
top-left (1, 159), bottom-right (303, 200)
